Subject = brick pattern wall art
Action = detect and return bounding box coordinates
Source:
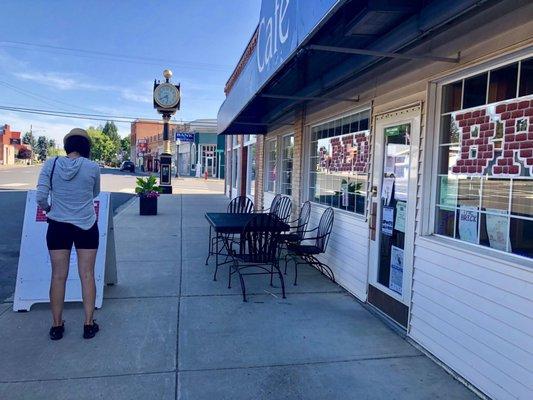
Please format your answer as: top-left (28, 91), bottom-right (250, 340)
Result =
top-left (450, 96), bottom-right (533, 177)
top-left (318, 131), bottom-right (369, 174)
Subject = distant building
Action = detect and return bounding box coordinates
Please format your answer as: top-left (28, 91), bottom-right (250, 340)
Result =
top-left (0, 124), bottom-right (24, 165)
top-left (130, 118), bottom-right (224, 178)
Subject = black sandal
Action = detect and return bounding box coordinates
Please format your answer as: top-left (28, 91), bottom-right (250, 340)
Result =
top-left (49, 321), bottom-right (65, 341)
top-left (83, 320), bottom-right (99, 339)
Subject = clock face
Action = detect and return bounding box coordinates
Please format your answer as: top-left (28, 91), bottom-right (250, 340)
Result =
top-left (154, 83), bottom-right (180, 108)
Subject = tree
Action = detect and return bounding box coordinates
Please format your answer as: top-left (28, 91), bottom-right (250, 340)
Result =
top-left (87, 126), bottom-right (115, 164)
top-left (120, 135), bottom-right (131, 161)
top-left (102, 121), bottom-right (120, 147)
top-left (47, 139), bottom-right (57, 157)
top-left (35, 136), bottom-right (49, 162)
top-left (22, 131), bottom-right (36, 149)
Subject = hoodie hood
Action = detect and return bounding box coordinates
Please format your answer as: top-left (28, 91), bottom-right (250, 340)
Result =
top-left (55, 156), bottom-right (85, 181)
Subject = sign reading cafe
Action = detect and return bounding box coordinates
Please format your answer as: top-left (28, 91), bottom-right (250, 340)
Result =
top-left (256, 0), bottom-right (290, 73)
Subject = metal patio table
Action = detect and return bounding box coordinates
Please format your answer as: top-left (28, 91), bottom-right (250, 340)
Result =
top-left (205, 212), bottom-right (291, 279)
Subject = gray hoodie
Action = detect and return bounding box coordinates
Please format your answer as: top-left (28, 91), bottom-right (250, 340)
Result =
top-left (36, 156), bottom-right (101, 230)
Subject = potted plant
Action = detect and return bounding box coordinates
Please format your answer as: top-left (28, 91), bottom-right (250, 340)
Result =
top-left (135, 176), bottom-right (162, 215)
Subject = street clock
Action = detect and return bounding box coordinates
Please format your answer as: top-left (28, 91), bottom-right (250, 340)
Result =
top-left (154, 82), bottom-right (180, 108)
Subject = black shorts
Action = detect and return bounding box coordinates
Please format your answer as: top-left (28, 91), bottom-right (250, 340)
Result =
top-left (46, 219), bottom-right (99, 250)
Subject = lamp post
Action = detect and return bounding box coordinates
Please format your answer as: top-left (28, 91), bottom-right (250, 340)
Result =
top-left (153, 69), bottom-right (180, 194)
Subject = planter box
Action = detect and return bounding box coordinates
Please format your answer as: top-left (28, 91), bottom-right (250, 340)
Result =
top-left (139, 196), bottom-right (157, 215)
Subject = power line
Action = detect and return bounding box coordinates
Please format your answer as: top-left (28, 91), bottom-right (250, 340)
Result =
top-left (0, 40), bottom-right (233, 72)
top-left (0, 104), bottom-right (189, 124)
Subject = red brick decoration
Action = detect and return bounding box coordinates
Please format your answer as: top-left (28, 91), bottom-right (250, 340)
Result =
top-left (35, 206), bottom-right (47, 222)
top-left (318, 131), bottom-right (369, 174)
top-left (35, 200), bottom-right (101, 223)
top-left (450, 97), bottom-right (533, 177)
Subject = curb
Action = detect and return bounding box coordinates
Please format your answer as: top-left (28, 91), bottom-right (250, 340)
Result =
top-left (113, 196), bottom-right (137, 221)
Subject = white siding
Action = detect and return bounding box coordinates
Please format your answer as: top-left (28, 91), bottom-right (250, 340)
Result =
top-left (410, 237), bottom-right (533, 400)
top-left (307, 204), bottom-right (368, 301)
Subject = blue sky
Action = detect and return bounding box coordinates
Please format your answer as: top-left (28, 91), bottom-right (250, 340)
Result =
top-left (0, 0), bottom-right (261, 141)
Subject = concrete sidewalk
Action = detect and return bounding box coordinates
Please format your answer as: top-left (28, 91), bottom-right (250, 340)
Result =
top-left (0, 194), bottom-right (477, 399)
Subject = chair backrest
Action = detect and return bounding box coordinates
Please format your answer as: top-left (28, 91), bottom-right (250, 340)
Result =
top-left (274, 195), bottom-right (292, 223)
top-left (227, 196), bottom-right (254, 214)
top-left (268, 194), bottom-right (282, 213)
top-left (239, 215), bottom-right (280, 264)
top-left (315, 207), bottom-right (334, 252)
top-left (295, 201), bottom-right (311, 240)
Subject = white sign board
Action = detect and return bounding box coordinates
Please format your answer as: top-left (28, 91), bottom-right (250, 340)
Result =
top-left (389, 245), bottom-right (404, 295)
top-left (13, 191), bottom-right (117, 311)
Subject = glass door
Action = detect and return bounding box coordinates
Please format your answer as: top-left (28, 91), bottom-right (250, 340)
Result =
top-left (368, 106), bottom-right (420, 328)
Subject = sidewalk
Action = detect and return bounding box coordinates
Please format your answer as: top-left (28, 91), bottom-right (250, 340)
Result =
top-left (0, 194), bottom-right (477, 399)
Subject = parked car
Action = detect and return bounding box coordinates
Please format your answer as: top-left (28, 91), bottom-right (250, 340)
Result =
top-left (120, 161), bottom-right (135, 172)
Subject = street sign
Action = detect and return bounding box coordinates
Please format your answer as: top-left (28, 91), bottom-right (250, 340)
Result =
top-left (175, 132), bottom-right (194, 142)
top-left (13, 191), bottom-right (117, 311)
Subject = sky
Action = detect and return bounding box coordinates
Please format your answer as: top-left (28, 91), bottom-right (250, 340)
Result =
top-left (0, 0), bottom-right (261, 142)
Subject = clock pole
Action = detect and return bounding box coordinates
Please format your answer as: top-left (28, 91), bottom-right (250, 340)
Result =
top-left (153, 69), bottom-right (180, 194)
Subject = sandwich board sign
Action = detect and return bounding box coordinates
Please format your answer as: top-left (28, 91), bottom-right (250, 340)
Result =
top-left (13, 190), bottom-right (117, 311)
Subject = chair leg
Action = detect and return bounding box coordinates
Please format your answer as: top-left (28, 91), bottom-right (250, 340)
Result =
top-left (236, 267), bottom-right (247, 302)
top-left (213, 234), bottom-right (220, 281)
top-left (228, 262), bottom-right (232, 289)
top-left (205, 226), bottom-right (212, 265)
top-left (294, 260), bottom-right (301, 286)
top-left (269, 264), bottom-right (274, 286)
top-left (273, 262), bottom-right (286, 299)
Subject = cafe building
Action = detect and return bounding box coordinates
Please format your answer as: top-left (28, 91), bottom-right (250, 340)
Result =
top-left (218, 1), bottom-right (533, 399)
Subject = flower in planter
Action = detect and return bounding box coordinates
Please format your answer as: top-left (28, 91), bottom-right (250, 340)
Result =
top-left (135, 176), bottom-right (162, 198)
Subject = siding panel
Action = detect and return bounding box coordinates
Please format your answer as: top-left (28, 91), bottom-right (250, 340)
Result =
top-left (307, 205), bottom-right (368, 300)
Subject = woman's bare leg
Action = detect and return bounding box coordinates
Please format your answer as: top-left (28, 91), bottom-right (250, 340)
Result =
top-left (76, 248), bottom-right (97, 325)
top-left (49, 250), bottom-right (71, 326)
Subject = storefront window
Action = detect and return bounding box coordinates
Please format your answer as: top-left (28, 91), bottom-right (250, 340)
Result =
top-left (281, 135), bottom-right (294, 195)
top-left (309, 110), bottom-right (370, 214)
top-left (231, 149), bottom-right (239, 190)
top-left (265, 140), bottom-right (277, 192)
top-left (435, 56), bottom-right (533, 258)
top-left (247, 144), bottom-right (256, 196)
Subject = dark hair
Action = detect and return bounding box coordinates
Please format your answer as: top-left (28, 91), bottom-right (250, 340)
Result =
top-left (64, 135), bottom-right (91, 158)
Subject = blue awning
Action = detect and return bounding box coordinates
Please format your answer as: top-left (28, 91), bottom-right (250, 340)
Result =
top-left (218, 0), bottom-right (485, 135)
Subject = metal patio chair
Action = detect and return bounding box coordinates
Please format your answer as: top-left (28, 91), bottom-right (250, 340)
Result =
top-left (279, 201), bottom-right (311, 272)
top-left (206, 196), bottom-right (254, 280)
top-left (261, 194), bottom-right (281, 214)
top-left (273, 195), bottom-right (293, 223)
top-left (224, 214), bottom-right (286, 302)
top-left (285, 207), bottom-right (335, 285)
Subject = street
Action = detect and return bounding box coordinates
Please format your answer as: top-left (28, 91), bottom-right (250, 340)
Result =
top-left (0, 165), bottom-right (139, 302)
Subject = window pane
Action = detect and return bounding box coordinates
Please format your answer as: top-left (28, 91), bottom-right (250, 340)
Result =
top-left (440, 114), bottom-right (461, 144)
top-left (512, 179), bottom-right (533, 217)
top-left (309, 112), bottom-right (368, 215)
top-left (438, 145), bottom-right (460, 175)
top-left (442, 80), bottom-right (463, 113)
top-left (480, 212), bottom-right (509, 252)
top-left (265, 140), bottom-right (277, 192)
top-left (438, 175), bottom-right (458, 206)
top-left (436, 206), bottom-right (455, 237)
top-left (488, 63), bottom-right (518, 103)
top-left (510, 218), bottom-right (533, 258)
top-left (463, 73), bottom-right (488, 109)
top-left (281, 135), bottom-right (294, 195)
top-left (457, 177), bottom-right (480, 208)
top-left (519, 57), bottom-right (533, 97)
top-left (482, 178), bottom-right (510, 213)
top-left (359, 114), bottom-right (369, 131)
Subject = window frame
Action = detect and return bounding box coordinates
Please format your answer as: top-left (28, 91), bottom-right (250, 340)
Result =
top-left (427, 49), bottom-right (533, 263)
top-left (305, 109), bottom-right (372, 218)
top-left (264, 137), bottom-right (279, 194)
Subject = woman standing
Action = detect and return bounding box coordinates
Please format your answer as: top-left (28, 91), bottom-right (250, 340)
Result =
top-left (36, 128), bottom-right (101, 340)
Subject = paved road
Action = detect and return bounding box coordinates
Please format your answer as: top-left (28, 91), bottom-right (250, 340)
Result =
top-left (0, 165), bottom-right (139, 302)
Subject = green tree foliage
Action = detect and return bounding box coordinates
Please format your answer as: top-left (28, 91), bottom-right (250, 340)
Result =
top-left (121, 135), bottom-right (131, 160)
top-left (22, 131), bottom-right (36, 148)
top-left (35, 136), bottom-right (49, 161)
top-left (87, 126), bottom-right (115, 164)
